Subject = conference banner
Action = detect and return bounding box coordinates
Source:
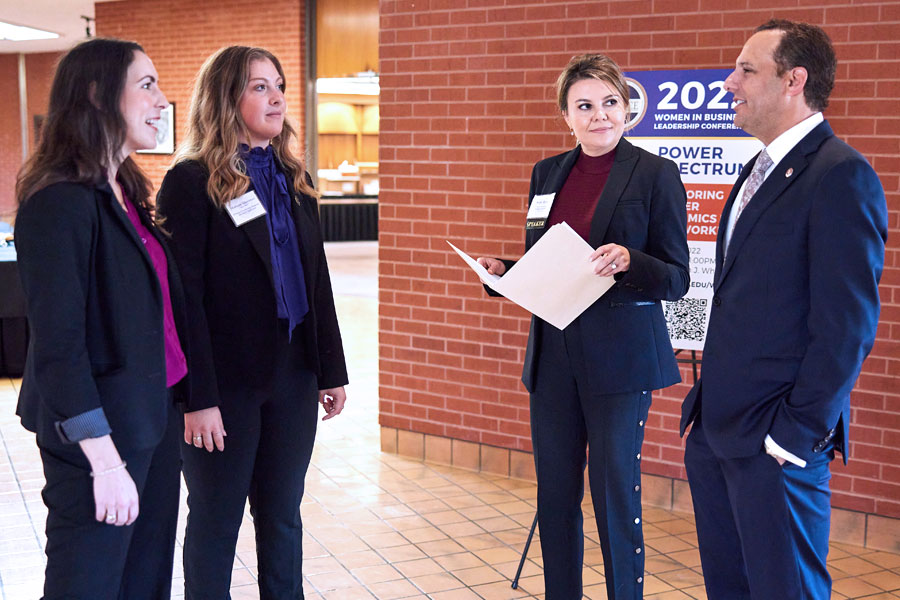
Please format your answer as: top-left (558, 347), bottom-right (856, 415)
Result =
top-left (624, 69), bottom-right (763, 350)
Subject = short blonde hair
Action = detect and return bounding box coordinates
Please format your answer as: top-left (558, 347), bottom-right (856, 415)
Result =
top-left (555, 54), bottom-right (629, 114)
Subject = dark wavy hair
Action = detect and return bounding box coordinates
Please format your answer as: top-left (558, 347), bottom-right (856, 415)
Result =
top-left (16, 37), bottom-right (153, 210)
top-left (756, 19), bottom-right (836, 112)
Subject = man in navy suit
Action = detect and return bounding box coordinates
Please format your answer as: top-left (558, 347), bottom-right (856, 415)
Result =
top-left (680, 19), bottom-right (887, 600)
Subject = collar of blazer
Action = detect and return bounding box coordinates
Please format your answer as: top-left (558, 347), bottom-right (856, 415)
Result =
top-left (714, 120), bottom-right (834, 289)
top-left (98, 181), bottom-right (163, 298)
top-left (289, 186), bottom-right (317, 287)
top-left (237, 197), bottom-right (276, 289)
top-left (529, 137), bottom-right (639, 249)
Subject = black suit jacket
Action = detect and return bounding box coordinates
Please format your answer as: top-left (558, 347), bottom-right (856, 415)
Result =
top-left (496, 138), bottom-right (689, 394)
top-left (680, 121), bottom-right (887, 464)
top-left (156, 160), bottom-right (348, 412)
top-left (15, 181), bottom-right (190, 451)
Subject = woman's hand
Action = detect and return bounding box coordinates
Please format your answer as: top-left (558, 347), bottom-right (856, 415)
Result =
top-left (590, 244), bottom-right (630, 277)
top-left (184, 407), bottom-right (226, 452)
top-left (476, 257), bottom-right (506, 276)
top-left (78, 435), bottom-right (139, 526)
top-left (319, 387), bottom-right (346, 421)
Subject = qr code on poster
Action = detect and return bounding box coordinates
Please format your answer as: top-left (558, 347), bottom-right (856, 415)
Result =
top-left (663, 297), bottom-right (708, 342)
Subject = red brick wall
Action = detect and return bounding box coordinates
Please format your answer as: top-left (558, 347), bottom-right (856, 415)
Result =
top-left (24, 53), bottom-right (62, 157)
top-left (0, 52), bottom-right (59, 222)
top-left (378, 0), bottom-right (900, 518)
top-left (2, 0), bottom-right (307, 220)
top-left (95, 0), bottom-right (307, 196)
top-left (0, 55), bottom-right (22, 222)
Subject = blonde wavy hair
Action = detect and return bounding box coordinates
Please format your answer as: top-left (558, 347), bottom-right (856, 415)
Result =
top-left (174, 45), bottom-right (317, 206)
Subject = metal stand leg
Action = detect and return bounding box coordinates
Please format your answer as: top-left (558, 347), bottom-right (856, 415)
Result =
top-left (511, 512), bottom-right (539, 589)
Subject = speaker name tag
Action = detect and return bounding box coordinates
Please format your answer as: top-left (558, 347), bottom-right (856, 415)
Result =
top-left (526, 193), bottom-right (555, 229)
top-left (225, 191), bottom-right (266, 227)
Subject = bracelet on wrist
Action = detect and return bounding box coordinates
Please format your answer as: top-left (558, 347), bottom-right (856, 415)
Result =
top-left (90, 461), bottom-right (127, 478)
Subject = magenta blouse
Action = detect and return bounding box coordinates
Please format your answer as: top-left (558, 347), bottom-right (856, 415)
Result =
top-left (122, 195), bottom-right (188, 388)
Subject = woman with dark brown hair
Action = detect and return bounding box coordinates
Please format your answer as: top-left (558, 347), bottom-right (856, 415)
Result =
top-left (15, 37), bottom-right (187, 599)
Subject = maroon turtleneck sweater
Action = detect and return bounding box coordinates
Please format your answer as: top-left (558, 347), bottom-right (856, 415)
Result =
top-left (546, 148), bottom-right (615, 242)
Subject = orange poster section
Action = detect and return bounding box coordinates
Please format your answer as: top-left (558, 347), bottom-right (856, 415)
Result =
top-left (685, 183), bottom-right (731, 243)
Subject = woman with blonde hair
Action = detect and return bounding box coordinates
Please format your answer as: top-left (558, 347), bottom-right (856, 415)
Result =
top-left (478, 53), bottom-right (689, 598)
top-left (157, 46), bottom-right (348, 599)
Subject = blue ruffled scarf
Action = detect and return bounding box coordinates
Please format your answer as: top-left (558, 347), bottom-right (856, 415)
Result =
top-left (241, 144), bottom-right (309, 338)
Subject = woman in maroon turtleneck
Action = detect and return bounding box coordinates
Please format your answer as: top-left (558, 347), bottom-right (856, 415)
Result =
top-left (479, 54), bottom-right (689, 600)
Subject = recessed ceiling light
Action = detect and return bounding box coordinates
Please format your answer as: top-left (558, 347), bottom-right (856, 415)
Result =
top-left (0, 21), bottom-right (59, 42)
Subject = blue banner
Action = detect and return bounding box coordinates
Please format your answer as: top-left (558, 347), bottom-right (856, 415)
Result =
top-left (624, 69), bottom-right (752, 138)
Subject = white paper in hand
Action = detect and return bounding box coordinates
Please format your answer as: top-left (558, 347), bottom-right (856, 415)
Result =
top-left (447, 242), bottom-right (501, 286)
top-left (449, 222), bottom-right (615, 330)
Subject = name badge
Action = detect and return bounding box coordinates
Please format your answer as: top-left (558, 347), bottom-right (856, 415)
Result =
top-left (224, 191), bottom-right (266, 226)
top-left (526, 193), bottom-right (555, 229)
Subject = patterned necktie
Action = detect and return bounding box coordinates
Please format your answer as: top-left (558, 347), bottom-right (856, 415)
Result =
top-left (727, 149), bottom-right (773, 251)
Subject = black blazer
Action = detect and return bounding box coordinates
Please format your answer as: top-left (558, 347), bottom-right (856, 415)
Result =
top-left (680, 122), bottom-right (887, 464)
top-left (15, 181), bottom-right (190, 451)
top-left (497, 138), bottom-right (689, 394)
top-left (156, 160), bottom-right (348, 412)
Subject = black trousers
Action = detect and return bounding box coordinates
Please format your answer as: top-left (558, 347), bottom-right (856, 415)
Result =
top-left (39, 393), bottom-right (182, 600)
top-left (530, 321), bottom-right (651, 600)
top-left (181, 335), bottom-right (319, 600)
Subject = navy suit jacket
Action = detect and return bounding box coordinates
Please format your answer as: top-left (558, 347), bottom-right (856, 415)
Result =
top-left (680, 121), bottom-right (887, 465)
top-left (16, 181), bottom-right (190, 451)
top-left (156, 160), bottom-right (348, 413)
top-left (495, 138), bottom-right (689, 395)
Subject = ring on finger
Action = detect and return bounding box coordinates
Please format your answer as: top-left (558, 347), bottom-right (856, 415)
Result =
top-left (106, 512), bottom-right (117, 522)
top-left (610, 262), bottom-right (617, 270)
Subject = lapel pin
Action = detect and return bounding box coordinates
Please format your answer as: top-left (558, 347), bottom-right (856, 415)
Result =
top-left (785, 167), bottom-right (793, 178)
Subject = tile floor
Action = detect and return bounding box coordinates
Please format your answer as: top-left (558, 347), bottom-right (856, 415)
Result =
top-left (2, 241), bottom-right (899, 600)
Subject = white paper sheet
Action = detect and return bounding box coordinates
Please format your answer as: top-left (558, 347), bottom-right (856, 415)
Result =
top-left (449, 222), bottom-right (615, 330)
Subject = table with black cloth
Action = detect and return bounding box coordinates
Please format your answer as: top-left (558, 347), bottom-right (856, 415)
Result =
top-left (318, 195), bottom-right (378, 241)
top-left (0, 245), bottom-right (28, 377)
